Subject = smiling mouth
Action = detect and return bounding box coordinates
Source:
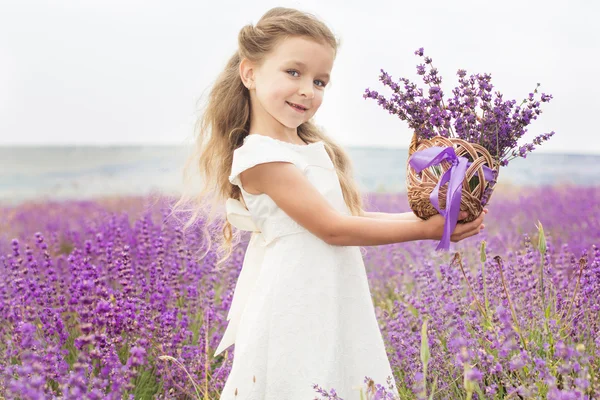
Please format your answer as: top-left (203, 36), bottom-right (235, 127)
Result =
top-left (286, 101), bottom-right (308, 111)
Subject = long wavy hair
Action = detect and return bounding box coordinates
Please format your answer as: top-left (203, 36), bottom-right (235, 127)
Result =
top-left (169, 7), bottom-right (366, 270)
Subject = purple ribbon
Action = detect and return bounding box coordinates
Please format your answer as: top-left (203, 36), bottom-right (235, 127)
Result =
top-left (409, 146), bottom-right (494, 250)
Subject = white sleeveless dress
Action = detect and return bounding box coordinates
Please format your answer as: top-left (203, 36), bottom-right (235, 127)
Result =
top-left (215, 134), bottom-right (399, 399)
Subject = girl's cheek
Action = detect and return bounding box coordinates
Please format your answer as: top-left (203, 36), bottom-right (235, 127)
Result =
top-left (314, 93), bottom-right (324, 107)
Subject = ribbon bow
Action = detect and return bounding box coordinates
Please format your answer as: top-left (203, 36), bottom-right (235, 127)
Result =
top-left (214, 198), bottom-right (266, 357)
top-left (408, 146), bottom-right (494, 251)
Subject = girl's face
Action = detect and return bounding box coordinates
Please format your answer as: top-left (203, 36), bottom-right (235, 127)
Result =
top-left (240, 36), bottom-right (335, 137)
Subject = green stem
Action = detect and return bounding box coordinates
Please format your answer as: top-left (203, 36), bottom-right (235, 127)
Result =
top-left (540, 252), bottom-right (548, 338)
top-left (482, 257), bottom-right (489, 319)
top-left (495, 256), bottom-right (529, 351)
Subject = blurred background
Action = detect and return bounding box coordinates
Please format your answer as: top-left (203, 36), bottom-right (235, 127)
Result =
top-left (1, 0), bottom-right (599, 206)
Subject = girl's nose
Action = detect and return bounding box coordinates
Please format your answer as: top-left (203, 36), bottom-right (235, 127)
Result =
top-left (299, 80), bottom-right (314, 99)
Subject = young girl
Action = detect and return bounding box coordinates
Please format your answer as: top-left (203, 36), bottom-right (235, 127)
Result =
top-left (176, 6), bottom-right (487, 399)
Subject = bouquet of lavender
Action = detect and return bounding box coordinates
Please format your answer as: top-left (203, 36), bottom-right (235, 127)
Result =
top-left (364, 47), bottom-right (555, 249)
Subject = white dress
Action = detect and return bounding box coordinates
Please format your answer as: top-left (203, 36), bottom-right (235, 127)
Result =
top-left (215, 134), bottom-right (399, 399)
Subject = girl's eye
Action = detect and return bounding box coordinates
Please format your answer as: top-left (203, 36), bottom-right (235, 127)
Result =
top-left (286, 69), bottom-right (327, 88)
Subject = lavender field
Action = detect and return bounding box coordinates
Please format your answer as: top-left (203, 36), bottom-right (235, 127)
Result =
top-left (1, 185), bottom-right (599, 399)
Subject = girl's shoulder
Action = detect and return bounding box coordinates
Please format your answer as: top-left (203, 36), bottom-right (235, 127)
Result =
top-left (229, 135), bottom-right (307, 187)
top-left (229, 134), bottom-right (333, 187)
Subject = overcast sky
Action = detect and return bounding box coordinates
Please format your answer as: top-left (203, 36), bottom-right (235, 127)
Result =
top-left (1, 0), bottom-right (598, 154)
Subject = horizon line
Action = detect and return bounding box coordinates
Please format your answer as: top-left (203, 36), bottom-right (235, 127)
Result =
top-left (1, 143), bottom-right (599, 157)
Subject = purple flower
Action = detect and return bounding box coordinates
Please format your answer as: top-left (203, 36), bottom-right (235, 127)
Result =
top-left (19, 322), bottom-right (37, 348)
top-left (364, 47), bottom-right (555, 167)
top-left (2, 186), bottom-right (599, 399)
top-left (466, 367), bottom-right (483, 382)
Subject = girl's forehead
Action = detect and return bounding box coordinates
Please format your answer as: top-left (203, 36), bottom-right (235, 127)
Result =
top-left (269, 37), bottom-right (334, 69)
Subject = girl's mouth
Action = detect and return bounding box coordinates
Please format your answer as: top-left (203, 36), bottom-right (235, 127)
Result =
top-left (286, 101), bottom-right (307, 113)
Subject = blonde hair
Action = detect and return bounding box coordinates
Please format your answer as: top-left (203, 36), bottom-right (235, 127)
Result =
top-left (169, 7), bottom-right (366, 270)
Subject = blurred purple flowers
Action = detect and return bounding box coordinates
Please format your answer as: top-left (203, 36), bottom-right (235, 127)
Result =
top-left (1, 186), bottom-right (599, 398)
top-left (364, 47), bottom-right (555, 167)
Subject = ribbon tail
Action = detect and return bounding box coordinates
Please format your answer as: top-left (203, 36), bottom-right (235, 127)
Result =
top-left (436, 158), bottom-right (468, 251)
top-left (214, 232), bottom-right (266, 357)
top-left (465, 162), bottom-right (495, 184)
top-left (430, 167), bottom-right (453, 216)
top-left (482, 164), bottom-right (495, 182)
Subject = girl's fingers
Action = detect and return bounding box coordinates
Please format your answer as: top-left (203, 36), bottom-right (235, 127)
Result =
top-left (459, 217), bottom-right (482, 235)
top-left (455, 222), bottom-right (484, 241)
top-left (470, 223), bottom-right (485, 237)
top-left (451, 209), bottom-right (488, 241)
top-left (458, 209), bottom-right (487, 222)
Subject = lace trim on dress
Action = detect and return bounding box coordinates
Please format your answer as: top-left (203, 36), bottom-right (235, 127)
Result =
top-left (243, 134), bottom-right (324, 149)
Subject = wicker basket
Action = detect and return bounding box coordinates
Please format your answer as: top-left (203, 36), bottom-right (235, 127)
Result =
top-left (406, 132), bottom-right (499, 223)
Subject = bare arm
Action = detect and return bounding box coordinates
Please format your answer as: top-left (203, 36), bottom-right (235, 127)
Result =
top-left (333, 209), bottom-right (485, 246)
top-left (240, 162), bottom-right (485, 247)
top-left (329, 215), bottom-right (429, 246)
top-left (363, 211), bottom-right (420, 221)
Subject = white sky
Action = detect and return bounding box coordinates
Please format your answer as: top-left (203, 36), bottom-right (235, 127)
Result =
top-left (1, 0), bottom-right (598, 154)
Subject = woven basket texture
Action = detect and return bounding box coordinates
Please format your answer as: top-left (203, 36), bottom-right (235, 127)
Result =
top-left (406, 132), bottom-right (499, 223)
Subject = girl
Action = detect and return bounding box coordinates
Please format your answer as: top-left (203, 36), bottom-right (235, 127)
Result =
top-left (174, 6), bottom-right (487, 399)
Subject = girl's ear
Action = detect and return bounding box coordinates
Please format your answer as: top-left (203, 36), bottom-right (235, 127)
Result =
top-left (239, 58), bottom-right (256, 90)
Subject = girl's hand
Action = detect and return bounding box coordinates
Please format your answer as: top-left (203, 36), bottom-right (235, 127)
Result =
top-left (424, 208), bottom-right (488, 243)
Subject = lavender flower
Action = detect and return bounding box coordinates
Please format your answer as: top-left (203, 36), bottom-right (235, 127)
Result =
top-left (364, 47), bottom-right (556, 167)
top-left (1, 187), bottom-right (599, 398)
